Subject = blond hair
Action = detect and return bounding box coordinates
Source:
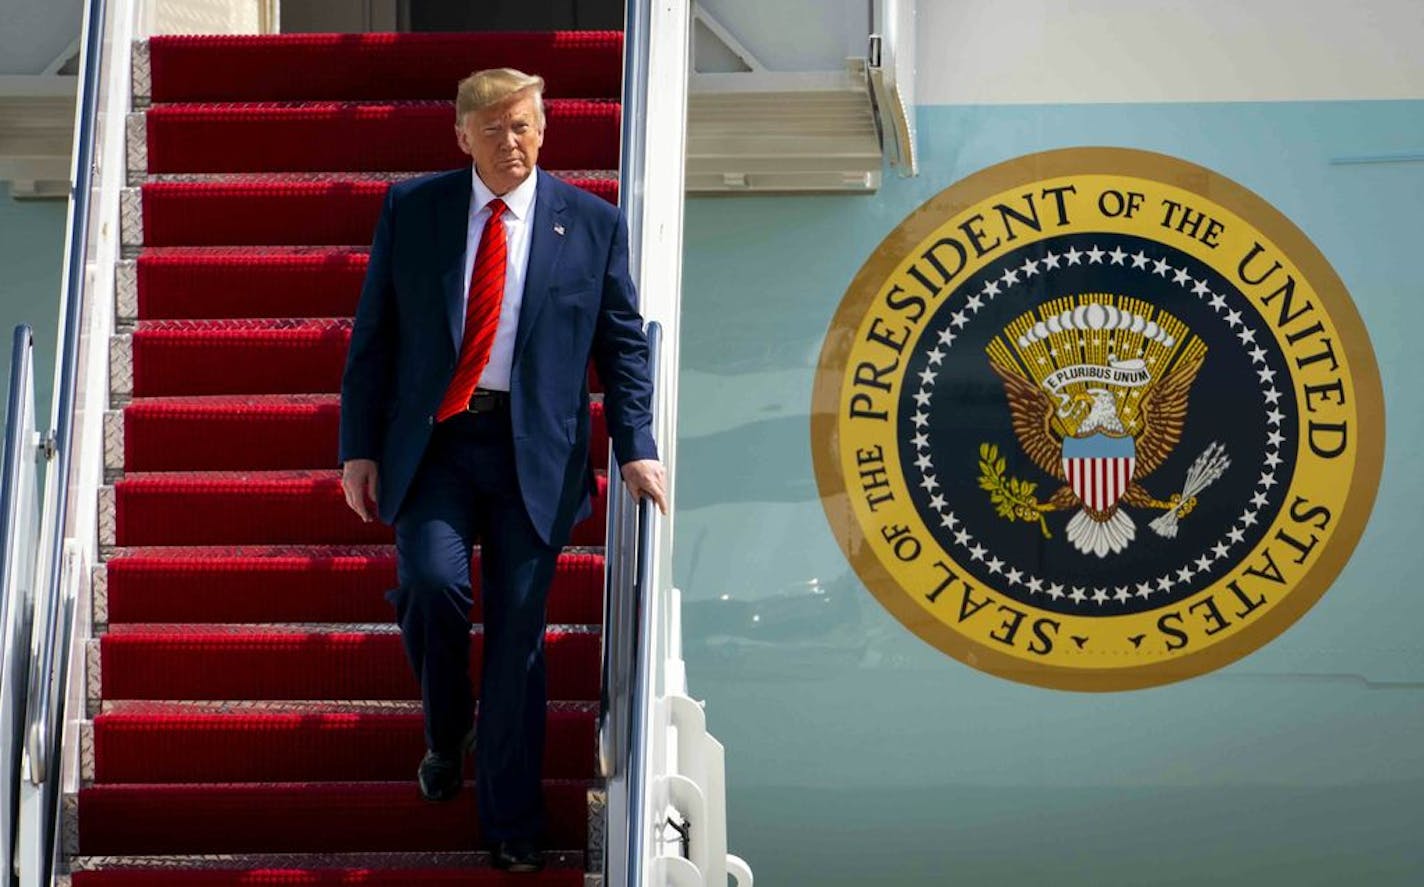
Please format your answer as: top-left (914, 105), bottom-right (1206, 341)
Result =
top-left (456, 68), bottom-right (546, 126)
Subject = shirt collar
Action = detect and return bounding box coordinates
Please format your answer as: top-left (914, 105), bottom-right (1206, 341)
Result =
top-left (471, 165), bottom-right (538, 221)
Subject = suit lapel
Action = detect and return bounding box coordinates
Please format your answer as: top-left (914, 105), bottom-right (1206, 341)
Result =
top-left (437, 166), bottom-right (474, 356)
top-left (513, 170), bottom-right (569, 367)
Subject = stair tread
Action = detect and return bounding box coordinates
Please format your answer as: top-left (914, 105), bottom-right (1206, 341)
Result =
top-left (102, 622), bottom-right (598, 636)
top-left (121, 393), bottom-right (605, 409)
top-left (75, 780), bottom-right (590, 855)
top-left (104, 543), bottom-right (602, 558)
top-left (132, 316), bottom-right (353, 333)
top-left (140, 169), bottom-right (616, 185)
top-left (78, 778), bottom-right (593, 793)
top-left (70, 849), bottom-right (586, 868)
top-left (69, 848), bottom-right (586, 874)
top-left (116, 396), bottom-right (610, 473)
top-left (97, 628), bottom-right (602, 701)
top-left (108, 472), bottom-right (609, 547)
top-left (137, 244), bottom-right (370, 256)
top-left (148, 98), bottom-right (618, 114)
top-left (96, 699), bottom-right (596, 716)
top-left (124, 393), bottom-right (341, 407)
top-left (71, 871), bottom-right (584, 885)
top-left (132, 176), bottom-right (617, 248)
top-left (91, 706), bottom-right (597, 783)
top-left (99, 544), bottom-right (605, 626)
top-left (147, 29), bottom-right (623, 103)
top-left (113, 468), bottom-right (607, 484)
top-left (121, 318), bottom-right (605, 397)
top-left (72, 865), bottom-right (583, 885)
top-left (144, 102), bottom-right (618, 175)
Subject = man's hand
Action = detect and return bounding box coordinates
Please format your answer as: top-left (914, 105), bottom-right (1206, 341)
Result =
top-left (342, 458), bottom-right (380, 523)
top-left (621, 459), bottom-right (668, 515)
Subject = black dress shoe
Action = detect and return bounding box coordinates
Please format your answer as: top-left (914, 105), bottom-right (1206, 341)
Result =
top-left (417, 749), bottom-right (462, 802)
top-left (416, 726), bottom-right (475, 802)
top-left (491, 839), bottom-right (545, 873)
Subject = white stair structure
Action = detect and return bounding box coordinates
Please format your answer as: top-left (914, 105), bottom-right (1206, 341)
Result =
top-left (2, 1), bottom-right (749, 885)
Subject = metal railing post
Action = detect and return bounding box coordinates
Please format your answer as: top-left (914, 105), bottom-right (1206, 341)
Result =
top-left (2, 326), bottom-right (41, 886)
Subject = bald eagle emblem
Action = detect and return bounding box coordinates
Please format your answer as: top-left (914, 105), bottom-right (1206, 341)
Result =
top-left (980, 296), bottom-right (1230, 558)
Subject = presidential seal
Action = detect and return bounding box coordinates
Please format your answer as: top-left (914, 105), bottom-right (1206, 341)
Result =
top-left (811, 147), bottom-right (1384, 691)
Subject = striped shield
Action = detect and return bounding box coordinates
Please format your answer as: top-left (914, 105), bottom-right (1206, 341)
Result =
top-left (1061, 432), bottom-right (1137, 512)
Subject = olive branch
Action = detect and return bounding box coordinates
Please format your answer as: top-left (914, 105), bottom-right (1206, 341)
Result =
top-left (977, 443), bottom-right (1051, 539)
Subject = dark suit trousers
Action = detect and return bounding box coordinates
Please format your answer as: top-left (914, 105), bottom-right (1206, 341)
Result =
top-left (385, 407), bottom-right (561, 842)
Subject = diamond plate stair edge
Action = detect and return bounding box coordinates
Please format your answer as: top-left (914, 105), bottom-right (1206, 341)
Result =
top-left (115, 260), bottom-right (137, 323)
top-left (103, 410), bottom-right (123, 477)
top-left (587, 787), bottom-right (606, 875)
top-left (84, 639), bottom-right (101, 719)
top-left (108, 333), bottom-right (132, 403)
top-left (79, 720), bottom-right (94, 785)
top-left (91, 563), bottom-right (108, 634)
top-left (131, 38), bottom-right (150, 107)
top-left (125, 112), bottom-right (147, 184)
top-left (96, 699), bottom-right (597, 716)
top-left (81, 622), bottom-right (600, 636)
top-left (132, 168), bottom-right (617, 185)
top-left (62, 850), bottom-right (589, 873)
top-left (97, 485), bottom-right (116, 549)
top-left (119, 188), bottom-right (142, 249)
top-left (62, 792), bottom-right (78, 857)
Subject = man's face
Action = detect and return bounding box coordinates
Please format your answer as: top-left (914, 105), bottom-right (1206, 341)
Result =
top-left (456, 90), bottom-right (544, 195)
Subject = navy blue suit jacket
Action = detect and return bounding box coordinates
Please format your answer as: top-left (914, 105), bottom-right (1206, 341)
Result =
top-left (339, 166), bottom-right (658, 547)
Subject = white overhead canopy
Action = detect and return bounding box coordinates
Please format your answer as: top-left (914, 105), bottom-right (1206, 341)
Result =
top-left (0, 35), bottom-right (80, 200)
top-left (687, 0), bottom-right (916, 194)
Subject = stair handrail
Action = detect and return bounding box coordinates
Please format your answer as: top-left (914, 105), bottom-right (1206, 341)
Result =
top-left (2, 325), bottom-right (41, 885)
top-left (626, 427), bottom-right (658, 886)
top-left (599, 319), bottom-right (662, 886)
top-left (15, 0), bottom-right (136, 883)
top-left (23, 0), bottom-right (106, 795)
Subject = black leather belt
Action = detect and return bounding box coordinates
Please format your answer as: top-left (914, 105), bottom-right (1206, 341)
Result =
top-left (465, 388), bottom-right (510, 414)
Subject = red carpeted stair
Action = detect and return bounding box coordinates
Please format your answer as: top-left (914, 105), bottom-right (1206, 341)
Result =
top-left (120, 396), bottom-right (607, 470)
top-left (145, 32), bottom-right (623, 102)
top-left (93, 703), bottom-right (596, 783)
top-left (73, 29), bottom-right (623, 886)
top-left (138, 178), bottom-right (617, 248)
top-left (123, 319), bottom-right (603, 395)
top-left (74, 872), bottom-right (583, 885)
top-left (78, 781), bottom-right (590, 855)
top-left (145, 100), bottom-right (618, 173)
top-left (111, 470), bottom-right (607, 546)
top-left (103, 546), bottom-right (604, 624)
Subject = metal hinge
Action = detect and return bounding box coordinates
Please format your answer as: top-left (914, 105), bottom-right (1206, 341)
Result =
top-left (40, 430), bottom-right (57, 460)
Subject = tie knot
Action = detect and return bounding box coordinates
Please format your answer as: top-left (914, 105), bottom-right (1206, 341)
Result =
top-left (486, 198), bottom-right (508, 219)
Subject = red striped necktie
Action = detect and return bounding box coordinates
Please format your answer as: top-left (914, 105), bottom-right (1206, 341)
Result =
top-left (436, 197), bottom-right (508, 422)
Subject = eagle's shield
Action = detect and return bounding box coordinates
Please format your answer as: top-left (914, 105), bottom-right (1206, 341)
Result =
top-left (1062, 433), bottom-right (1136, 512)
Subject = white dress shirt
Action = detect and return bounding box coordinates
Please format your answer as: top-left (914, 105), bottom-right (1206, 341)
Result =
top-left (462, 165), bottom-right (538, 392)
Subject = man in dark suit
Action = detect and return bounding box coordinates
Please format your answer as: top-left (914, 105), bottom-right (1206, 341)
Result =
top-left (338, 68), bottom-right (667, 873)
